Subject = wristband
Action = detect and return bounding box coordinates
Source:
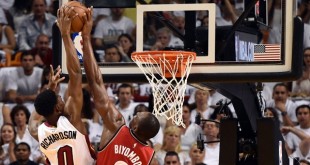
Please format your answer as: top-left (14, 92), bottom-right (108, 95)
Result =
top-left (281, 111), bottom-right (287, 116)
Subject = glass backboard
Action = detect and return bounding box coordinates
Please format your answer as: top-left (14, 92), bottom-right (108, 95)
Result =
top-left (53, 0), bottom-right (303, 83)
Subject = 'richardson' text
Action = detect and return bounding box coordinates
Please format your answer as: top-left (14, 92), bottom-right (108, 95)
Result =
top-left (41, 131), bottom-right (77, 149)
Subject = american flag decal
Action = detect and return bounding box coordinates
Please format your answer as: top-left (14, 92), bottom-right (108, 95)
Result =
top-left (253, 44), bottom-right (281, 61)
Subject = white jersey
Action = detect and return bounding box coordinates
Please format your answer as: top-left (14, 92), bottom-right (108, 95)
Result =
top-left (38, 116), bottom-right (96, 165)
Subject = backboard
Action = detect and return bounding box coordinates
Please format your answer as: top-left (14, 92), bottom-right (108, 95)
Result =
top-left (54, 0), bottom-right (304, 83)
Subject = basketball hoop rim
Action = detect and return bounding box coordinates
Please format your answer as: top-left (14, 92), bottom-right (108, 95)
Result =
top-left (131, 51), bottom-right (197, 62)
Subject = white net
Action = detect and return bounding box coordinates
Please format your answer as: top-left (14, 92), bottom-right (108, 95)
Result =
top-left (132, 51), bottom-right (196, 127)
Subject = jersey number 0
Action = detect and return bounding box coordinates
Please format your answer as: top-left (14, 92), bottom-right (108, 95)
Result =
top-left (58, 145), bottom-right (74, 165)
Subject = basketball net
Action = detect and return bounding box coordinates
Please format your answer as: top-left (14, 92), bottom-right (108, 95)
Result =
top-left (132, 51), bottom-right (196, 127)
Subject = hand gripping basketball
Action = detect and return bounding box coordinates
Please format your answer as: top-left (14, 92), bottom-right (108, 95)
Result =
top-left (63, 1), bottom-right (87, 33)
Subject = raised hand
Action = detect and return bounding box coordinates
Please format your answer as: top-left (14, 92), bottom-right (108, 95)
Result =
top-left (57, 6), bottom-right (76, 35)
top-left (48, 65), bottom-right (65, 91)
top-left (280, 126), bottom-right (291, 135)
top-left (81, 6), bottom-right (93, 36)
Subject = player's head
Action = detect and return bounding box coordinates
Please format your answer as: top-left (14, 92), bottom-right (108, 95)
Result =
top-left (129, 111), bottom-right (160, 140)
top-left (34, 89), bottom-right (65, 117)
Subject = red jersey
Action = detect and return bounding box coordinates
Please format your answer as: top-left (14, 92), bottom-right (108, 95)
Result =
top-left (97, 125), bottom-right (154, 165)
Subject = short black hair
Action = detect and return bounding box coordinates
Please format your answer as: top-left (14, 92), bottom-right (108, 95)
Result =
top-left (295, 104), bottom-right (310, 117)
top-left (10, 105), bottom-right (31, 126)
top-left (34, 89), bottom-right (57, 117)
top-left (265, 107), bottom-right (280, 120)
top-left (15, 142), bottom-right (31, 152)
top-left (273, 83), bottom-right (289, 92)
top-left (118, 33), bottom-right (134, 43)
top-left (117, 83), bottom-right (133, 95)
top-left (20, 50), bottom-right (34, 61)
top-left (104, 44), bottom-right (122, 62)
top-left (165, 151), bottom-right (180, 160)
top-left (137, 113), bottom-right (160, 140)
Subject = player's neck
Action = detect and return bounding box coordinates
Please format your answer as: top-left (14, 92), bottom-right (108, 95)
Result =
top-left (130, 129), bottom-right (147, 144)
top-left (45, 116), bottom-right (59, 127)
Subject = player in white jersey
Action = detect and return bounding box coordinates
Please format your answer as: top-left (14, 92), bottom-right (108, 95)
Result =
top-left (37, 116), bottom-right (96, 164)
top-left (28, 6), bottom-right (96, 165)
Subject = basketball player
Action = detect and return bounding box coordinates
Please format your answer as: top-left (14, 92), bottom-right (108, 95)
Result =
top-left (81, 8), bottom-right (160, 164)
top-left (28, 7), bottom-right (96, 164)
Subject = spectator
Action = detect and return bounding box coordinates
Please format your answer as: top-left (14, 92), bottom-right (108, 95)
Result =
top-left (102, 44), bottom-right (131, 62)
top-left (18, 0), bottom-right (56, 50)
top-left (292, 47), bottom-right (310, 97)
top-left (4, 52), bottom-right (43, 106)
top-left (216, 0), bottom-right (239, 26)
top-left (92, 8), bottom-right (110, 27)
top-left (115, 83), bottom-right (137, 125)
top-left (10, 105), bottom-right (41, 162)
top-left (151, 27), bottom-right (172, 51)
top-left (0, 123), bottom-right (16, 164)
top-left (180, 103), bottom-right (202, 153)
top-left (9, 0), bottom-right (32, 31)
top-left (202, 121), bottom-right (220, 165)
top-left (0, 6), bottom-right (14, 31)
top-left (190, 90), bottom-right (214, 122)
top-left (164, 151), bottom-right (181, 165)
top-left (266, 83), bottom-right (298, 127)
top-left (9, 142), bottom-right (38, 165)
top-left (29, 34), bottom-right (53, 68)
top-left (155, 126), bottom-right (190, 165)
top-left (169, 11), bottom-right (185, 48)
top-left (267, 0), bottom-right (282, 44)
top-left (93, 8), bottom-right (135, 49)
top-left (264, 107), bottom-right (280, 125)
top-left (284, 105), bottom-right (310, 155)
top-left (0, 20), bottom-right (16, 55)
top-left (189, 143), bottom-right (206, 165)
top-left (117, 33), bottom-right (135, 61)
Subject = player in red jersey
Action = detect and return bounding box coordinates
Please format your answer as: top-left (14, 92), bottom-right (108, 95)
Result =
top-left (81, 8), bottom-right (160, 164)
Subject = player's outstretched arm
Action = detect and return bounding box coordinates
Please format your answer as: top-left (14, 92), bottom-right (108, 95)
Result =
top-left (29, 65), bottom-right (65, 141)
top-left (81, 8), bottom-right (125, 132)
top-left (57, 6), bottom-right (86, 135)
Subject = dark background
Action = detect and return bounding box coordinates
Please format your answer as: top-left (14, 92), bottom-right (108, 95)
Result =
top-left (83, 0), bottom-right (136, 8)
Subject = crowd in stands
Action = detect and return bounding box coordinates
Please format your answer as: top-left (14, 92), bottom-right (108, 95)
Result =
top-left (0, 0), bottom-right (310, 164)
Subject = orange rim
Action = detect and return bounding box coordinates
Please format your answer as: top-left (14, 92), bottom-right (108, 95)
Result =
top-left (132, 51), bottom-right (196, 78)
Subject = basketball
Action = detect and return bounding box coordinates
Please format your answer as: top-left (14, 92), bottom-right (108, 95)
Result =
top-left (63, 1), bottom-right (87, 33)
